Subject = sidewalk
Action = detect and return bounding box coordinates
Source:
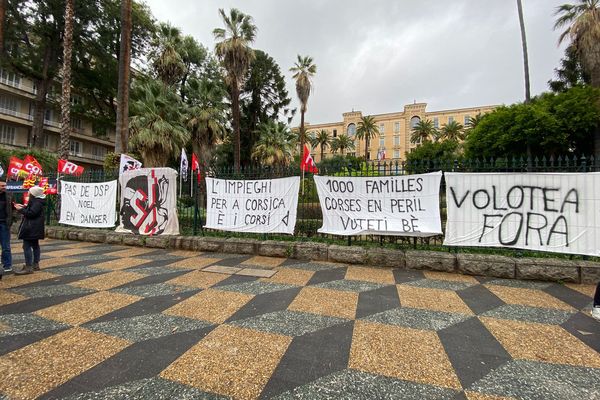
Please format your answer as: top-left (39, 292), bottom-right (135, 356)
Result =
top-left (0, 239), bottom-right (598, 399)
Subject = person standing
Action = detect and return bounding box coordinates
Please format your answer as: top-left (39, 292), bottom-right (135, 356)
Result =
top-left (593, 282), bottom-right (600, 321)
top-left (0, 179), bottom-right (14, 279)
top-left (14, 186), bottom-right (46, 275)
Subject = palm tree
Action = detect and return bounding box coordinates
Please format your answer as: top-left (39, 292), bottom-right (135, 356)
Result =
top-left (214, 8), bottom-right (256, 172)
top-left (440, 120), bottom-right (464, 141)
top-left (129, 80), bottom-right (190, 167)
top-left (186, 78), bottom-right (227, 163)
top-left (334, 134), bottom-right (355, 155)
top-left (466, 113), bottom-right (484, 130)
top-left (151, 23), bottom-right (186, 86)
top-left (58, 0), bottom-right (74, 159)
top-left (355, 115), bottom-right (379, 160)
top-left (410, 119), bottom-right (437, 144)
top-left (330, 139), bottom-right (340, 155)
top-left (555, 0), bottom-right (600, 155)
top-left (312, 129), bottom-right (330, 161)
top-left (290, 55), bottom-right (316, 155)
top-left (116, 0), bottom-right (133, 154)
top-left (251, 121), bottom-right (295, 166)
top-left (0, 0), bottom-right (7, 54)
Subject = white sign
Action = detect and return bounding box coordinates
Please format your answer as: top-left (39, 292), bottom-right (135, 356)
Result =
top-left (205, 176), bottom-right (300, 234)
top-left (314, 172), bottom-right (443, 236)
top-left (116, 168), bottom-right (179, 235)
top-left (59, 181), bottom-right (117, 228)
top-left (119, 154), bottom-right (142, 176)
top-left (444, 172), bottom-right (600, 256)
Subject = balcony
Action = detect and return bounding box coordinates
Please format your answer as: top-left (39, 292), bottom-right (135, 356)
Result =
top-left (0, 77), bottom-right (37, 94)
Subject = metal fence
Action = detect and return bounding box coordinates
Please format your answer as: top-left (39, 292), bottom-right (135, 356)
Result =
top-left (42, 155), bottom-right (599, 258)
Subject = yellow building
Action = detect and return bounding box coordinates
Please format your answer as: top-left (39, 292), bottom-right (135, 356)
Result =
top-left (0, 67), bottom-right (115, 169)
top-left (305, 102), bottom-right (497, 162)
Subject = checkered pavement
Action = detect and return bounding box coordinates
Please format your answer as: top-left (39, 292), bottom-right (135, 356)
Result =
top-left (0, 239), bottom-right (599, 399)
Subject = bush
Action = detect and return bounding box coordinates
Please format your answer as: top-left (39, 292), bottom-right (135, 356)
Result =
top-left (405, 140), bottom-right (462, 173)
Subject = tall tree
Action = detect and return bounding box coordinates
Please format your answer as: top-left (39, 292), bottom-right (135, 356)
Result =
top-left (549, 44), bottom-right (591, 92)
top-left (150, 23), bottom-right (185, 86)
top-left (355, 115), bottom-right (379, 160)
top-left (555, 0), bottom-right (600, 155)
top-left (59, 0), bottom-right (74, 159)
top-left (115, 0), bottom-right (133, 154)
top-left (312, 129), bottom-right (330, 161)
top-left (333, 134), bottom-right (355, 155)
top-left (0, 0), bottom-right (6, 54)
top-left (410, 119), bottom-right (437, 144)
top-left (251, 121), bottom-right (294, 166)
top-left (440, 120), bottom-right (464, 141)
top-left (241, 49), bottom-right (295, 164)
top-left (290, 55), bottom-right (316, 155)
top-left (517, 0), bottom-right (532, 102)
top-left (213, 8), bottom-right (256, 172)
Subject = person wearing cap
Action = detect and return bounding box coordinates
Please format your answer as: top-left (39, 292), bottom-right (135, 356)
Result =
top-left (0, 179), bottom-right (14, 279)
top-left (14, 186), bottom-right (46, 275)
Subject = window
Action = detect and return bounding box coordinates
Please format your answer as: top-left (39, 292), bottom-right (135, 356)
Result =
top-left (464, 115), bottom-right (470, 126)
top-left (333, 129), bottom-right (337, 138)
top-left (448, 116), bottom-right (455, 123)
top-left (410, 116), bottom-right (421, 129)
top-left (394, 135), bottom-right (400, 146)
top-left (379, 138), bottom-right (385, 147)
top-left (394, 150), bottom-right (400, 159)
top-left (0, 124), bottom-right (15, 145)
top-left (44, 134), bottom-right (52, 149)
top-left (379, 123), bottom-right (385, 134)
top-left (70, 94), bottom-right (83, 106)
top-left (394, 122), bottom-right (400, 133)
top-left (347, 123), bottom-right (356, 137)
top-left (70, 140), bottom-right (83, 155)
top-left (44, 109), bottom-right (53, 122)
top-left (367, 152), bottom-right (370, 160)
top-left (70, 118), bottom-right (82, 130)
top-left (0, 68), bottom-right (20, 87)
top-left (433, 117), bottom-right (439, 129)
top-left (92, 145), bottom-right (107, 158)
top-left (0, 95), bottom-right (18, 113)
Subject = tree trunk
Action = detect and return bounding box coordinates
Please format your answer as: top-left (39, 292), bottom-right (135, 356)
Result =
top-left (31, 42), bottom-right (57, 148)
top-left (59, 0), bottom-right (74, 160)
top-left (365, 136), bottom-right (369, 160)
top-left (299, 109), bottom-right (305, 157)
top-left (0, 0), bottom-right (6, 54)
top-left (231, 81), bottom-right (241, 172)
top-left (517, 0), bottom-right (532, 163)
top-left (115, 0), bottom-right (132, 154)
top-left (592, 69), bottom-right (600, 160)
top-left (320, 144), bottom-right (324, 162)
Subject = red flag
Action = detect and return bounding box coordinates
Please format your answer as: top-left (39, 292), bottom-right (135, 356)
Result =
top-left (8, 157), bottom-right (24, 177)
top-left (301, 145), bottom-right (318, 174)
top-left (22, 155), bottom-right (43, 176)
top-left (58, 159), bottom-right (84, 176)
top-left (191, 153), bottom-right (201, 182)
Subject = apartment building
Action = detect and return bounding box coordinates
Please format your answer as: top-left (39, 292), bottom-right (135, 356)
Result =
top-left (0, 67), bottom-right (116, 169)
top-left (305, 102), bottom-right (497, 162)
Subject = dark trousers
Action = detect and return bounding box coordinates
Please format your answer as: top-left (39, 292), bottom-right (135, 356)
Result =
top-left (0, 223), bottom-right (12, 268)
top-left (594, 282), bottom-right (600, 307)
top-left (23, 239), bottom-right (40, 267)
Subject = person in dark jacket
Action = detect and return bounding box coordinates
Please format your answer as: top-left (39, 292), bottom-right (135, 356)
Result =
top-left (14, 186), bottom-right (46, 275)
top-left (0, 179), bottom-right (14, 279)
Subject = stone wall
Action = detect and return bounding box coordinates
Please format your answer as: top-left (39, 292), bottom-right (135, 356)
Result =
top-left (41, 226), bottom-right (600, 284)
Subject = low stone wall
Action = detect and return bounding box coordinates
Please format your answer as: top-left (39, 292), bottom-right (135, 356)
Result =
top-left (42, 226), bottom-right (600, 284)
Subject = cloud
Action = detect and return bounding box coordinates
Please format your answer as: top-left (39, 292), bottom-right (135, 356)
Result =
top-left (143, 0), bottom-right (568, 124)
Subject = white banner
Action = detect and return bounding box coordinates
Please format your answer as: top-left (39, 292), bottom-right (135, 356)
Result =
top-left (314, 172), bottom-right (443, 236)
top-left (116, 168), bottom-right (179, 235)
top-left (204, 176), bottom-right (300, 234)
top-left (444, 172), bottom-right (600, 256)
top-left (59, 181), bottom-right (117, 228)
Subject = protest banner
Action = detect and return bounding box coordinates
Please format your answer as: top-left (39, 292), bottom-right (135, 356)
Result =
top-left (116, 168), bottom-right (179, 235)
top-left (59, 181), bottom-right (117, 228)
top-left (314, 172), bottom-right (443, 236)
top-left (444, 172), bottom-right (600, 256)
top-left (7, 178), bottom-right (57, 193)
top-left (204, 176), bottom-right (300, 234)
top-left (119, 154), bottom-right (142, 175)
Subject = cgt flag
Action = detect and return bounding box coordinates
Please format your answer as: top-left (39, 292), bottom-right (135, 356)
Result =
top-left (22, 155), bottom-right (43, 176)
top-left (191, 153), bottom-right (201, 182)
top-left (8, 157), bottom-right (23, 177)
top-left (301, 145), bottom-right (318, 174)
top-left (58, 159), bottom-right (84, 176)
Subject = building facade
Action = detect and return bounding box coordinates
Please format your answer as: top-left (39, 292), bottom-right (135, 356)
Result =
top-left (0, 67), bottom-right (115, 169)
top-left (305, 102), bottom-right (497, 162)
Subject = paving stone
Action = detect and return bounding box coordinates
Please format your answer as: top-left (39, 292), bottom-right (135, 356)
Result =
top-left (314, 279), bottom-right (385, 293)
top-left (480, 304), bottom-right (575, 325)
top-left (230, 310), bottom-right (347, 337)
top-left (236, 268), bottom-right (277, 278)
top-left (363, 308), bottom-right (471, 331)
top-left (203, 265), bottom-right (242, 274)
top-left (0, 313), bottom-right (70, 337)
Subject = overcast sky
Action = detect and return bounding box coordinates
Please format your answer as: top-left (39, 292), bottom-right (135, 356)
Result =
top-left (143, 0), bottom-right (569, 125)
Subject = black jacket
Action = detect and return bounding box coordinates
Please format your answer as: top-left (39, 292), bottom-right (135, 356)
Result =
top-left (18, 197), bottom-right (46, 240)
top-left (0, 191), bottom-right (13, 227)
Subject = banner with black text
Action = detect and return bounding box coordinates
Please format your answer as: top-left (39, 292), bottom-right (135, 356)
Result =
top-left (444, 172), bottom-right (600, 256)
top-left (204, 176), bottom-right (300, 234)
top-left (314, 172), bottom-right (443, 236)
top-left (59, 181), bottom-right (117, 228)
